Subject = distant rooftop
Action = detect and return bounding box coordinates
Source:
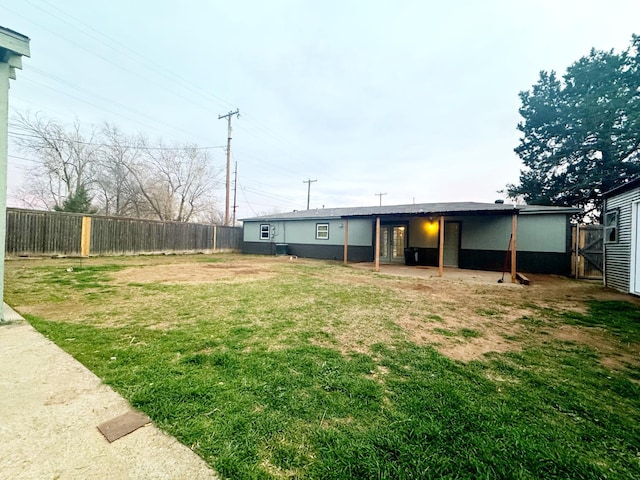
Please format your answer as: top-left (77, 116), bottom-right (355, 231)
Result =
top-left (242, 202), bottom-right (580, 221)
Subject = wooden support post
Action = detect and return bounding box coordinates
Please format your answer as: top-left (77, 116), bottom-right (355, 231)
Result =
top-left (438, 215), bottom-right (444, 277)
top-left (511, 212), bottom-right (517, 283)
top-left (212, 224), bottom-right (217, 253)
top-left (374, 217), bottom-right (380, 272)
top-left (343, 220), bottom-right (349, 265)
top-left (80, 216), bottom-right (92, 257)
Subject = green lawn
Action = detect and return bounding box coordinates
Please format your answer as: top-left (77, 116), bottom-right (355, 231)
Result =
top-left (4, 255), bottom-right (640, 479)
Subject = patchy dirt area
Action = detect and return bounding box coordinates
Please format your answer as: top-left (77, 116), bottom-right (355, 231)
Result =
top-left (115, 257), bottom-right (639, 369)
top-left (374, 268), bottom-right (640, 368)
top-left (7, 255), bottom-right (639, 371)
top-left (113, 262), bottom-right (274, 284)
top-left (111, 256), bottom-right (310, 284)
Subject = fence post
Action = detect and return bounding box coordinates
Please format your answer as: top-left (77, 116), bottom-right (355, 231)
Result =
top-left (212, 224), bottom-right (217, 253)
top-left (81, 216), bottom-right (92, 257)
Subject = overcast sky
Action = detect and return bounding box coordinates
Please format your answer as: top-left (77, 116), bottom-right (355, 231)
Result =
top-left (2, 1), bottom-right (639, 220)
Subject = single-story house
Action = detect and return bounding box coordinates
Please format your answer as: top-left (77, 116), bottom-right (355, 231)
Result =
top-left (242, 201), bottom-right (580, 279)
top-left (603, 178), bottom-right (640, 295)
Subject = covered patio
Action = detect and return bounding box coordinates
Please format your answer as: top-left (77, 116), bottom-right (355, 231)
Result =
top-left (341, 205), bottom-right (519, 283)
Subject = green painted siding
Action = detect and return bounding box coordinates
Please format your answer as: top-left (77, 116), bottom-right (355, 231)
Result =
top-left (458, 216), bottom-right (512, 250)
top-left (243, 219), bottom-right (372, 246)
top-left (517, 214), bottom-right (569, 253)
top-left (459, 214), bottom-right (567, 253)
top-left (409, 218), bottom-right (438, 248)
top-left (245, 212), bottom-right (571, 264)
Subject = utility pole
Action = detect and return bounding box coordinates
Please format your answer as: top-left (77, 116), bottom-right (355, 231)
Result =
top-left (232, 160), bottom-right (238, 225)
top-left (375, 192), bottom-right (387, 206)
top-left (303, 178), bottom-right (317, 210)
top-left (218, 109), bottom-right (240, 226)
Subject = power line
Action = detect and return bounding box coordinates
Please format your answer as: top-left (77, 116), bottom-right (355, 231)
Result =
top-left (241, 186), bottom-right (297, 203)
top-left (1, 3), bottom-right (225, 124)
top-left (8, 131), bottom-right (226, 151)
top-left (8, 154), bottom-right (38, 164)
top-left (218, 109), bottom-right (240, 226)
top-left (20, 2), bottom-right (321, 175)
top-left (240, 184), bottom-right (259, 216)
top-left (28, 0), bottom-right (237, 112)
top-left (303, 178), bottom-right (318, 210)
top-left (375, 192), bottom-right (387, 206)
top-left (2, 2), bottom-right (327, 192)
top-left (24, 66), bottom-right (208, 142)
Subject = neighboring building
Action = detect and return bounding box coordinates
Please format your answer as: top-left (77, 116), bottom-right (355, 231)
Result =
top-left (603, 178), bottom-right (640, 295)
top-left (242, 202), bottom-right (579, 276)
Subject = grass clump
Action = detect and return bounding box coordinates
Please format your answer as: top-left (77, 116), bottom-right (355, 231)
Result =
top-left (563, 300), bottom-right (640, 343)
top-left (434, 327), bottom-right (481, 338)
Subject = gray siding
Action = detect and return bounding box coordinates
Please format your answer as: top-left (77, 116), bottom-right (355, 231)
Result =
top-left (460, 214), bottom-right (567, 252)
top-left (243, 218), bottom-right (372, 247)
top-left (243, 212), bottom-right (573, 274)
top-left (517, 214), bottom-right (569, 252)
top-left (604, 187), bottom-right (640, 293)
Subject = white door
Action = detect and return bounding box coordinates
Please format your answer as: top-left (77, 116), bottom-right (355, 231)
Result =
top-left (631, 201), bottom-right (640, 295)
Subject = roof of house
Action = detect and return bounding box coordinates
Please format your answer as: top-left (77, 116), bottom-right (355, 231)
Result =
top-left (0, 25), bottom-right (31, 57)
top-left (603, 177), bottom-right (640, 198)
top-left (242, 202), bottom-right (580, 222)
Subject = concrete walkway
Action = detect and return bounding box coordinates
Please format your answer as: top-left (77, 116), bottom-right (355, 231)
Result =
top-left (350, 263), bottom-right (524, 286)
top-left (0, 304), bottom-right (219, 480)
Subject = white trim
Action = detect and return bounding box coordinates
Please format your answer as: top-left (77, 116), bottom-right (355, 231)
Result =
top-left (630, 201), bottom-right (640, 295)
top-left (259, 223), bottom-right (270, 240)
top-left (315, 223), bottom-right (329, 240)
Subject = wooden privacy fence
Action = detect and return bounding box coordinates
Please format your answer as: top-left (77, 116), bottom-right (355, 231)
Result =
top-left (5, 208), bottom-right (242, 257)
top-left (571, 224), bottom-right (604, 280)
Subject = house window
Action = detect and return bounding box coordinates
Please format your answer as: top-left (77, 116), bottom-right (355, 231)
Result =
top-left (260, 224), bottom-right (270, 240)
top-left (316, 223), bottom-right (329, 240)
top-left (604, 210), bottom-right (618, 243)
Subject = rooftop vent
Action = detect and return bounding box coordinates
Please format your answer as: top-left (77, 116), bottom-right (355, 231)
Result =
top-left (495, 199), bottom-right (505, 204)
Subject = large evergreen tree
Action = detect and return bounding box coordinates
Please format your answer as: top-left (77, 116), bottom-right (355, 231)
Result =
top-left (507, 35), bottom-right (640, 221)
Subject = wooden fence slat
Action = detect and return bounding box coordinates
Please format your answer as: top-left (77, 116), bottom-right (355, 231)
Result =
top-left (5, 208), bottom-right (241, 257)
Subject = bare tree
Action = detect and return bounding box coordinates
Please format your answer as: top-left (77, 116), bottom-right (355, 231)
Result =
top-left (94, 123), bottom-right (141, 216)
top-left (11, 112), bottom-right (224, 222)
top-left (127, 139), bottom-right (221, 222)
top-left (12, 112), bottom-right (99, 209)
